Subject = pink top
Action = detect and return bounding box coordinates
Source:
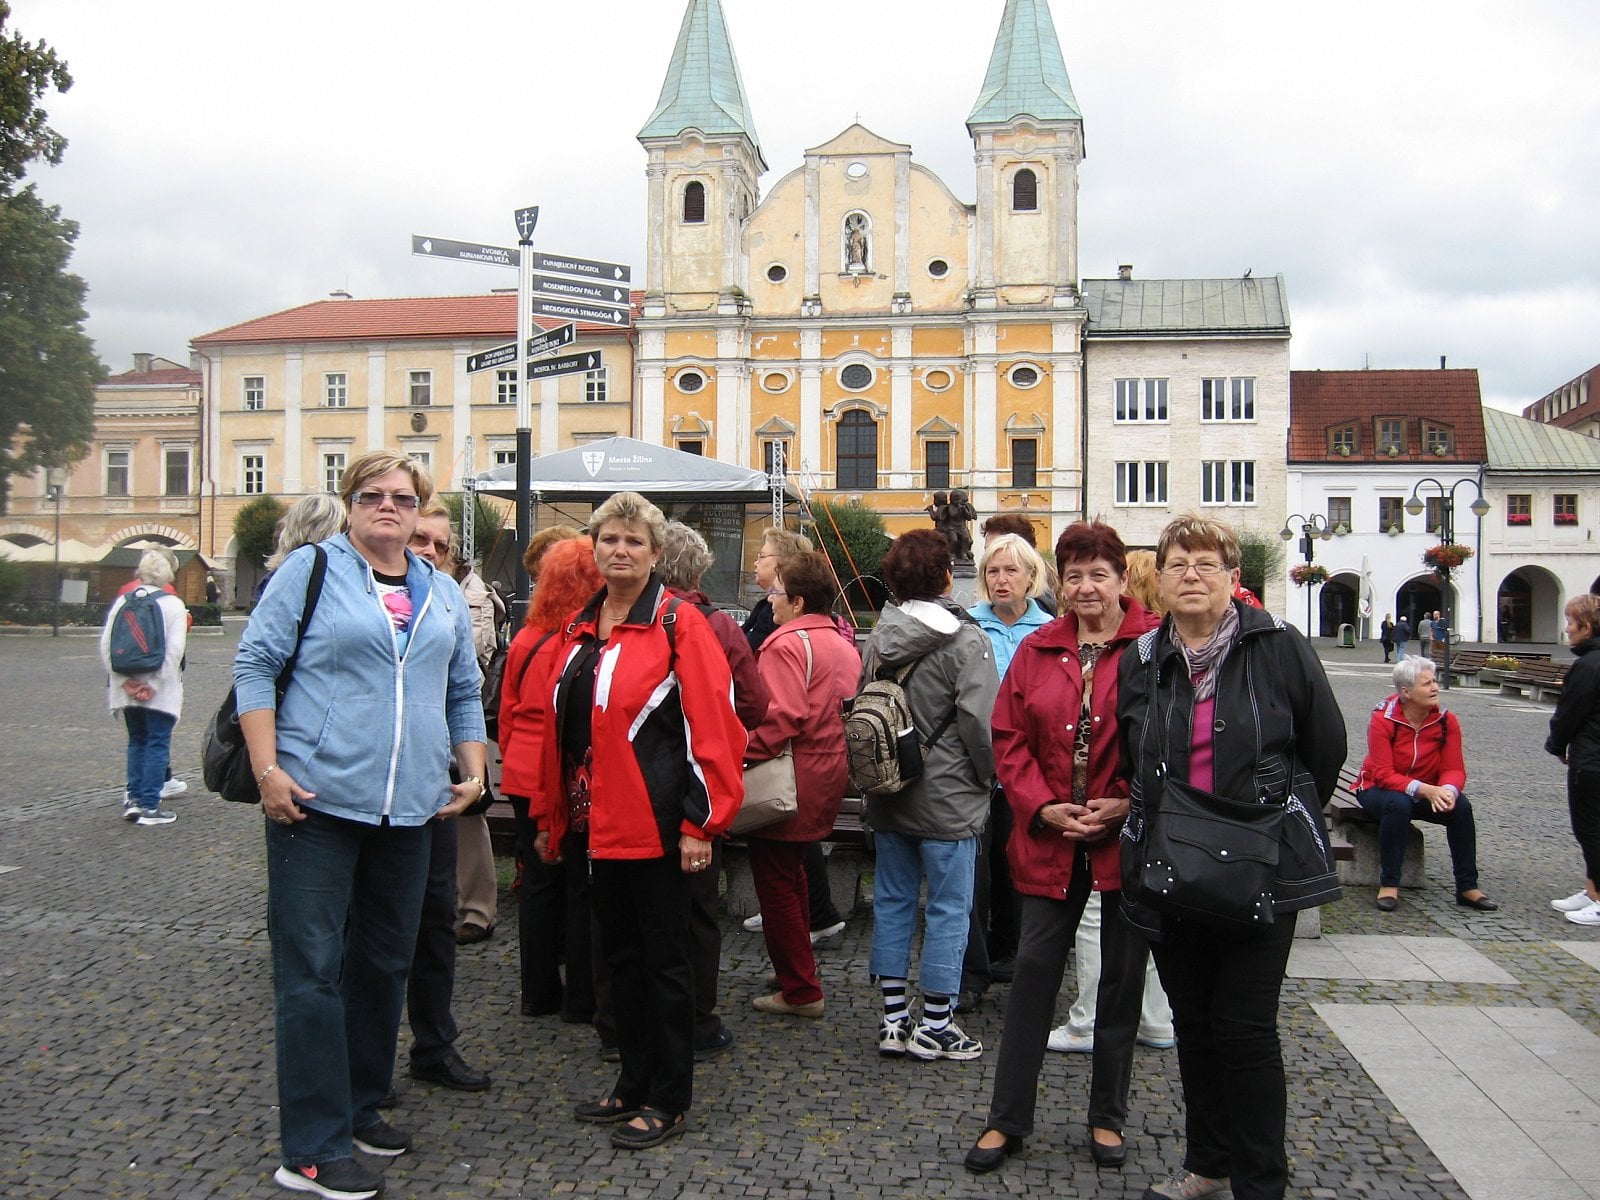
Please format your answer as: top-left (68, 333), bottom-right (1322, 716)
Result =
top-left (1189, 688), bottom-right (1216, 793)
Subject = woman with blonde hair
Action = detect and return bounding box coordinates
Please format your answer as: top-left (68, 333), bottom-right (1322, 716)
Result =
top-left (1124, 549), bottom-right (1163, 615)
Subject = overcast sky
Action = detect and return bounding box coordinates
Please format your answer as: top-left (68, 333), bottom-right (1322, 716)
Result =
top-left (14, 0), bottom-right (1600, 412)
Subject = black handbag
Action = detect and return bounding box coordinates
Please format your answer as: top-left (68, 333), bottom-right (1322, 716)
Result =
top-left (202, 546), bottom-right (327, 803)
top-left (1137, 775), bottom-right (1282, 927)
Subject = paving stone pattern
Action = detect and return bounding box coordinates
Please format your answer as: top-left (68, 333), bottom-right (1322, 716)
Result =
top-left (0, 629), bottom-right (1594, 1197)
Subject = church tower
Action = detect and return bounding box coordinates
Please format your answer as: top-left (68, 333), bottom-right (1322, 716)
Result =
top-left (967, 0), bottom-right (1084, 308)
top-left (638, 0), bottom-right (767, 317)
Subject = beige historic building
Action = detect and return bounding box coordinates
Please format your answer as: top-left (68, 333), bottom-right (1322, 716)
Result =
top-left (191, 295), bottom-right (633, 573)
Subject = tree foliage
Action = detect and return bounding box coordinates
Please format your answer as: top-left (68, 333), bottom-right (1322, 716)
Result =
top-left (441, 491), bottom-right (509, 574)
top-left (233, 496), bottom-right (286, 568)
top-left (806, 498), bottom-right (890, 610)
top-left (1237, 527), bottom-right (1285, 601)
top-left (0, 5), bottom-right (100, 513)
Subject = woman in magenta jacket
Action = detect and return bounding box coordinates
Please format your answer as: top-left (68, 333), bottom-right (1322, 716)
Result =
top-left (744, 551), bottom-right (862, 1017)
top-left (1354, 656), bottom-right (1498, 912)
top-left (965, 521), bottom-right (1160, 1175)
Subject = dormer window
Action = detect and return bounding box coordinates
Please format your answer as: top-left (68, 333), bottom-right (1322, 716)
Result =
top-left (1376, 417), bottom-right (1404, 456)
top-left (1422, 420), bottom-right (1454, 456)
top-left (1329, 424), bottom-right (1357, 456)
top-left (1012, 168), bottom-right (1038, 212)
top-left (682, 181), bottom-right (706, 224)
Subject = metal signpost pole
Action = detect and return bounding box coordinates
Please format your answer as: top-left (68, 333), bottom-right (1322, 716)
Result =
top-left (1280, 512), bottom-right (1331, 640)
top-left (49, 468), bottom-right (64, 637)
top-left (513, 207), bottom-right (539, 627)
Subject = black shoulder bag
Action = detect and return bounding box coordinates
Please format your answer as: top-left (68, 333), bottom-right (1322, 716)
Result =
top-left (202, 547), bottom-right (327, 803)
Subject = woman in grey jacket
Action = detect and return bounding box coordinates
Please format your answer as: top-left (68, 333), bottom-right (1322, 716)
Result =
top-left (861, 529), bottom-right (999, 1062)
top-left (235, 451), bottom-right (486, 1200)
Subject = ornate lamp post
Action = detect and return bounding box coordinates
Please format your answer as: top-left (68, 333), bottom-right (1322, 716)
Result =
top-left (1280, 513), bottom-right (1333, 638)
top-left (47, 467), bottom-right (66, 638)
top-left (1405, 478), bottom-right (1491, 690)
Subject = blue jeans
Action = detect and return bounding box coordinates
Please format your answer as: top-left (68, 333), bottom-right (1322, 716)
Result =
top-left (869, 831), bottom-right (977, 997)
top-left (267, 808), bottom-right (431, 1167)
top-left (1354, 787), bottom-right (1480, 892)
top-left (123, 707), bottom-right (175, 810)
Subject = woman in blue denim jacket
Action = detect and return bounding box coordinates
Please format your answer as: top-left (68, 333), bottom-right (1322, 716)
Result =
top-left (234, 451), bottom-right (485, 1200)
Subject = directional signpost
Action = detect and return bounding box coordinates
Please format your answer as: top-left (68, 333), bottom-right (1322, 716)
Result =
top-left (531, 296), bottom-right (631, 328)
top-left (526, 350), bottom-right (602, 382)
top-left (531, 271), bottom-right (630, 308)
top-left (531, 251), bottom-right (631, 283)
top-left (411, 235), bottom-right (519, 268)
top-left (526, 322), bottom-right (576, 359)
top-left (466, 342), bottom-right (518, 374)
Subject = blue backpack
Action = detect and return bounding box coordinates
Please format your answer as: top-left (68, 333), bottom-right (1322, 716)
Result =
top-left (108, 587), bottom-right (167, 674)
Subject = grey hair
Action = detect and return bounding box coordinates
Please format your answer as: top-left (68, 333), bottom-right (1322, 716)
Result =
top-left (267, 493), bottom-right (346, 569)
top-left (658, 520), bottom-right (712, 590)
top-left (135, 548), bottom-right (176, 588)
top-left (589, 491), bottom-right (667, 551)
top-left (1393, 656), bottom-right (1437, 690)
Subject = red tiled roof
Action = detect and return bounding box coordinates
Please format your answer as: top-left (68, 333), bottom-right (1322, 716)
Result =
top-left (191, 293), bottom-right (640, 346)
top-left (102, 367), bottom-right (201, 386)
top-left (1288, 369), bottom-right (1487, 463)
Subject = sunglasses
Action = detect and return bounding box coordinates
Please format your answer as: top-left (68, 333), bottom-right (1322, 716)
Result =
top-left (352, 490), bottom-right (421, 510)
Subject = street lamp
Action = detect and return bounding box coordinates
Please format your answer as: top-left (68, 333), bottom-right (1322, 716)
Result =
top-left (46, 467), bottom-right (66, 638)
top-left (1405, 477), bottom-right (1491, 690)
top-left (1280, 513), bottom-right (1333, 638)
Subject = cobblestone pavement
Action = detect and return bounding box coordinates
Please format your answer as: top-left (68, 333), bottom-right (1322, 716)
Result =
top-left (1, 628), bottom-right (1595, 1198)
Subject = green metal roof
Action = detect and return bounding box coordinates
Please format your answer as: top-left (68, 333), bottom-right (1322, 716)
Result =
top-left (1081, 276), bottom-right (1291, 335)
top-left (639, 0), bottom-right (763, 154)
top-left (968, 0), bottom-right (1082, 127)
top-left (1484, 406), bottom-right (1600, 470)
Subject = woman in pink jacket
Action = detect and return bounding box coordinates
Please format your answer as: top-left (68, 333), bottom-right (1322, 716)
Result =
top-left (1355, 656), bottom-right (1498, 912)
top-left (744, 551), bottom-right (861, 1018)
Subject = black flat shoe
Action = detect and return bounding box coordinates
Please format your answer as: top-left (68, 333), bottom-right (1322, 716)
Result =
top-left (574, 1092), bottom-right (643, 1124)
top-left (610, 1107), bottom-right (685, 1149)
top-left (964, 1132), bottom-right (1024, 1174)
top-left (1089, 1133), bottom-right (1127, 1168)
top-left (1456, 892), bottom-right (1500, 911)
top-left (408, 1049), bottom-right (490, 1092)
top-left (1376, 894), bottom-right (1398, 912)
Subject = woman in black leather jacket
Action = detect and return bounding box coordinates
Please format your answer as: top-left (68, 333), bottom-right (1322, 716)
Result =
top-left (1547, 593), bottom-right (1600, 924)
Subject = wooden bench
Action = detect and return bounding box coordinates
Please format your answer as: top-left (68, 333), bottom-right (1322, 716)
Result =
top-left (1484, 659), bottom-right (1569, 702)
top-left (1324, 764), bottom-right (1425, 889)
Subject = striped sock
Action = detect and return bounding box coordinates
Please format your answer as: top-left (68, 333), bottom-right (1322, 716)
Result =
top-left (923, 994), bottom-right (952, 1031)
top-left (881, 978), bottom-right (909, 1025)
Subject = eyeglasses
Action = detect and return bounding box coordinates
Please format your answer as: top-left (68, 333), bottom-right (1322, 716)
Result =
top-left (1159, 560), bottom-right (1228, 578)
top-left (756, 551), bottom-right (778, 562)
top-left (353, 490), bottom-right (421, 510)
top-left (409, 534), bottom-right (451, 555)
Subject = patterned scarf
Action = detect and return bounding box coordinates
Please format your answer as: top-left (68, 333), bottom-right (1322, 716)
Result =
top-left (1171, 603), bottom-right (1240, 702)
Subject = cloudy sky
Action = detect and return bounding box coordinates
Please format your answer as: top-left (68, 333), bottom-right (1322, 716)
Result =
top-left (14, 0), bottom-right (1600, 411)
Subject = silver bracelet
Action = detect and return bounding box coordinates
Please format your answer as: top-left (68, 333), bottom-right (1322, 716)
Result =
top-left (257, 763), bottom-right (279, 785)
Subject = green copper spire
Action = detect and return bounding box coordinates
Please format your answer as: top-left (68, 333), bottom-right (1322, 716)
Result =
top-left (967, 0), bottom-right (1082, 128)
top-left (639, 0), bottom-right (763, 155)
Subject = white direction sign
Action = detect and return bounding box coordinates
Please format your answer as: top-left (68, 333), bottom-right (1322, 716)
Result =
top-left (466, 343), bottom-right (518, 374)
top-left (531, 250), bottom-right (631, 284)
top-left (525, 350), bottom-right (603, 382)
top-left (531, 296), bottom-right (631, 328)
top-left (411, 235), bottom-right (520, 268)
top-left (532, 271), bottom-right (629, 308)
top-left (527, 322), bottom-right (576, 358)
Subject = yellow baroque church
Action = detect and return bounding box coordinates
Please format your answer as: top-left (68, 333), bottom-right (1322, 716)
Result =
top-left (637, 0), bottom-right (1089, 539)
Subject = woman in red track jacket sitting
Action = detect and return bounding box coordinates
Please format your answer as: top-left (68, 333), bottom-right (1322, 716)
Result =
top-left (1354, 656), bottom-right (1499, 913)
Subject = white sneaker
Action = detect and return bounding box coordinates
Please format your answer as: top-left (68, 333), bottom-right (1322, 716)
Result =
top-left (1566, 900), bottom-right (1600, 926)
top-left (1552, 890), bottom-right (1593, 912)
top-left (1137, 1030), bottom-right (1177, 1049)
top-left (161, 778), bottom-right (188, 799)
top-left (742, 913), bottom-right (764, 932)
top-left (878, 1018), bottom-right (909, 1057)
top-left (810, 920), bottom-right (846, 945)
top-left (1046, 1025), bottom-right (1094, 1053)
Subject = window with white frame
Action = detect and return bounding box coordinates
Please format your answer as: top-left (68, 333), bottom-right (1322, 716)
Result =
top-left (163, 446), bottom-right (192, 497)
top-left (1011, 438), bottom-right (1038, 489)
top-left (1201, 459), bottom-right (1255, 505)
top-left (242, 454), bottom-right (265, 496)
top-left (405, 450), bottom-right (432, 475)
top-left (408, 370), bottom-right (432, 406)
top-left (492, 449), bottom-right (516, 468)
top-left (105, 448), bottom-right (131, 497)
top-left (1201, 377), bottom-right (1255, 421)
top-left (324, 372), bottom-right (348, 407)
top-left (496, 370), bottom-right (517, 405)
top-left (924, 440), bottom-right (950, 491)
top-left (243, 376), bottom-right (265, 411)
top-left (1114, 378), bottom-right (1168, 422)
top-left (1114, 460), bottom-right (1168, 505)
top-left (585, 367), bottom-right (608, 404)
top-left (322, 452), bottom-right (346, 494)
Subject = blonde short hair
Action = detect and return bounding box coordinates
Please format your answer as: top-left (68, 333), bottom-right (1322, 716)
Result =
top-left (975, 534), bottom-right (1050, 603)
top-left (1155, 513), bottom-right (1241, 572)
top-left (589, 491), bottom-right (667, 550)
top-left (267, 493), bottom-right (346, 570)
top-left (1125, 550), bottom-right (1164, 614)
top-left (338, 451), bottom-right (433, 511)
top-left (762, 527), bottom-right (813, 559)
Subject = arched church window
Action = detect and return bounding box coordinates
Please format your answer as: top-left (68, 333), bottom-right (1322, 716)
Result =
top-left (1012, 168), bottom-right (1038, 212)
top-left (836, 410), bottom-right (878, 490)
top-left (683, 181), bottom-right (706, 224)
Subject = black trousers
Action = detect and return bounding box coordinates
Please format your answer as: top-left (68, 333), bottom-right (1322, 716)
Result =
top-left (406, 817), bottom-right (459, 1069)
top-left (1569, 767), bottom-right (1600, 883)
top-left (803, 841), bottom-right (843, 930)
top-left (518, 823), bottom-right (595, 1021)
top-left (591, 855), bottom-right (696, 1115)
top-left (1151, 911), bottom-right (1299, 1200)
top-left (986, 864), bottom-right (1148, 1136)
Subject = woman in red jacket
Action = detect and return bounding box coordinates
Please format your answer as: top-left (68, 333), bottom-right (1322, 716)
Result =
top-left (1354, 657), bottom-right (1499, 912)
top-left (744, 551), bottom-right (861, 1018)
top-left (965, 521), bottom-right (1160, 1175)
top-left (499, 536), bottom-right (602, 1022)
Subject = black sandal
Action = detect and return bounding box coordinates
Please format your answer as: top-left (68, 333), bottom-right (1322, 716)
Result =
top-left (609, 1107), bottom-right (686, 1149)
top-left (573, 1092), bottom-right (643, 1124)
